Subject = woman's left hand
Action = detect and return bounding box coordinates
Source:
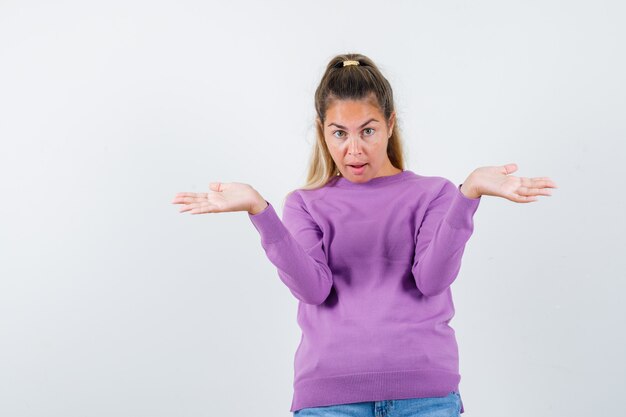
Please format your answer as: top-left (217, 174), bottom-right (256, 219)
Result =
top-left (462, 163), bottom-right (558, 203)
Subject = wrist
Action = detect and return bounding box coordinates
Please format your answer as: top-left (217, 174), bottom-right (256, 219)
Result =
top-left (460, 179), bottom-right (481, 199)
top-left (248, 198), bottom-right (269, 215)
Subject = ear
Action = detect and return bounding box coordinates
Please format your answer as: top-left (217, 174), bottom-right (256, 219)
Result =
top-left (387, 112), bottom-right (396, 136)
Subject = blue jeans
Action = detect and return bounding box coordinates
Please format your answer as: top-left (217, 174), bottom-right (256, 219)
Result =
top-left (293, 391), bottom-right (462, 417)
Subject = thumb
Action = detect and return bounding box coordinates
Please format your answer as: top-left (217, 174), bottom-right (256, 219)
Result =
top-left (209, 182), bottom-right (224, 192)
top-left (503, 163), bottom-right (518, 175)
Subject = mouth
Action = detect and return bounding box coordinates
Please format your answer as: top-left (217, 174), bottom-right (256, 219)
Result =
top-left (347, 163), bottom-right (368, 173)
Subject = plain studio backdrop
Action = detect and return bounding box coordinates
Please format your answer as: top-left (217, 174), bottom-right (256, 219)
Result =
top-left (1, 1), bottom-right (624, 416)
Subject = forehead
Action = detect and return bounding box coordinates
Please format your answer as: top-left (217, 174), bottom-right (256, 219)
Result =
top-left (325, 97), bottom-right (383, 120)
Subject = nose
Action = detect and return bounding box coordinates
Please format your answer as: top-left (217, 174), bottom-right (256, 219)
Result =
top-left (347, 135), bottom-right (362, 155)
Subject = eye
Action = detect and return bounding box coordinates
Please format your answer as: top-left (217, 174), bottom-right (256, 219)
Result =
top-left (363, 128), bottom-right (375, 136)
top-left (332, 130), bottom-right (345, 139)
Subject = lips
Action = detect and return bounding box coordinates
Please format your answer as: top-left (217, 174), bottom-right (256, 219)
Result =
top-left (348, 163), bottom-right (367, 168)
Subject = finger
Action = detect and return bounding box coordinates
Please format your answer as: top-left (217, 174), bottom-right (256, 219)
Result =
top-left (511, 193), bottom-right (538, 203)
top-left (172, 192), bottom-right (191, 203)
top-left (172, 193), bottom-right (209, 204)
top-left (516, 175), bottom-right (558, 191)
top-left (173, 192), bottom-right (199, 198)
top-left (518, 185), bottom-right (552, 197)
top-left (533, 189), bottom-right (552, 196)
top-left (178, 203), bottom-right (198, 213)
top-left (525, 186), bottom-right (553, 197)
top-left (527, 179), bottom-right (557, 192)
top-left (519, 177), bottom-right (533, 188)
top-left (179, 202), bottom-right (208, 214)
top-left (172, 192), bottom-right (199, 203)
top-left (531, 178), bottom-right (558, 188)
top-left (190, 201), bottom-right (219, 214)
top-left (520, 178), bottom-right (555, 193)
top-left (526, 177), bottom-right (558, 189)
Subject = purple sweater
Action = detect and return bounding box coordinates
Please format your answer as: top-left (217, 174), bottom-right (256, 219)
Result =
top-left (248, 170), bottom-right (481, 413)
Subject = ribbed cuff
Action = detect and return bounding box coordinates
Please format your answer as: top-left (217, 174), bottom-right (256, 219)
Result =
top-left (444, 184), bottom-right (481, 229)
top-left (248, 201), bottom-right (289, 244)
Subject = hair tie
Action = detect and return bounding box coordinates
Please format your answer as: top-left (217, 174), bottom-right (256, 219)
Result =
top-left (343, 60), bottom-right (360, 67)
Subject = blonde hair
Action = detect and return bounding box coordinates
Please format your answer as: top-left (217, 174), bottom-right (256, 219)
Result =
top-left (283, 53), bottom-right (407, 207)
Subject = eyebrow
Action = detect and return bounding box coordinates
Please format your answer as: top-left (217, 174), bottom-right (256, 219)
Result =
top-left (327, 118), bottom-right (379, 129)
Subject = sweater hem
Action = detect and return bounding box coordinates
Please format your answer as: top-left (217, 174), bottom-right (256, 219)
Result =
top-left (290, 369), bottom-right (463, 413)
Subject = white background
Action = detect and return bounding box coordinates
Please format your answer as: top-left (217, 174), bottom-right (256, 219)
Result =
top-left (1, 1), bottom-right (624, 416)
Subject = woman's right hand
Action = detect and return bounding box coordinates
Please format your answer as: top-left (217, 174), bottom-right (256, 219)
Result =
top-left (171, 182), bottom-right (268, 215)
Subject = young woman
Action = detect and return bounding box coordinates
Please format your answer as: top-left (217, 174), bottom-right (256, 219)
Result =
top-left (172, 53), bottom-right (557, 417)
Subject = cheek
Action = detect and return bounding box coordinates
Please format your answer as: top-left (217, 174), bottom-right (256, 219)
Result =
top-left (328, 141), bottom-right (346, 153)
top-left (325, 143), bottom-right (344, 160)
top-left (374, 136), bottom-right (389, 151)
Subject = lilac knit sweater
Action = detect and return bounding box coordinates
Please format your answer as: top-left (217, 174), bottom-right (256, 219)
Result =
top-left (248, 170), bottom-right (481, 413)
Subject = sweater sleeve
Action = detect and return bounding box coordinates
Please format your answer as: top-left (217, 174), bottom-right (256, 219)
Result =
top-left (247, 191), bottom-right (333, 305)
top-left (411, 179), bottom-right (481, 297)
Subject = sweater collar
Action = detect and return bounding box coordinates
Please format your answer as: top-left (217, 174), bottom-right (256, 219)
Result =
top-left (332, 169), bottom-right (413, 189)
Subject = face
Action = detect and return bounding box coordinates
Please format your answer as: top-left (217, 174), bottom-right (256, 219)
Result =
top-left (318, 96), bottom-right (398, 183)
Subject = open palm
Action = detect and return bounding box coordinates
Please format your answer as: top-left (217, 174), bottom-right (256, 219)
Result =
top-left (473, 163), bottom-right (558, 203)
top-left (172, 181), bottom-right (259, 214)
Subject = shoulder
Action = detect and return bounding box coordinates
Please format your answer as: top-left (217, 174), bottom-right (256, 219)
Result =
top-left (285, 189), bottom-right (303, 205)
top-left (282, 189), bottom-right (319, 219)
top-left (285, 184), bottom-right (330, 207)
top-left (406, 172), bottom-right (456, 196)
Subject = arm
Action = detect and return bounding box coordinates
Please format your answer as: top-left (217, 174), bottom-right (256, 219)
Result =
top-left (411, 179), bottom-right (481, 296)
top-left (248, 191), bottom-right (333, 305)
